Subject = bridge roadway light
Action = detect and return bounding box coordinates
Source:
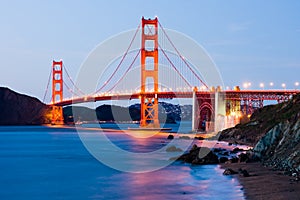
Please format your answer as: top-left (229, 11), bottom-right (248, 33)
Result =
top-left (259, 83), bottom-right (264, 89)
top-left (281, 83), bottom-right (286, 90)
top-left (295, 82), bottom-right (299, 88)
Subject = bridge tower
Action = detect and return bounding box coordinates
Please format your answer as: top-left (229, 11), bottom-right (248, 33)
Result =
top-left (140, 17), bottom-right (159, 128)
top-left (51, 60), bottom-right (64, 125)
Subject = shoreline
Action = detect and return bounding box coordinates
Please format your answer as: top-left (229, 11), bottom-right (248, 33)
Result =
top-left (221, 162), bottom-right (300, 200)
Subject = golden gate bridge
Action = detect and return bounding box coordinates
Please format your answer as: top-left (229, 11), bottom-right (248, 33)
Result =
top-left (43, 17), bottom-right (299, 131)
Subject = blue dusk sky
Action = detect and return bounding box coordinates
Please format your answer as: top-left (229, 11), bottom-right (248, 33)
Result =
top-left (0, 0), bottom-right (299, 101)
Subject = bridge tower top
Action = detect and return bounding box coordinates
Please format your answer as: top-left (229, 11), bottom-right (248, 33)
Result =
top-left (52, 60), bottom-right (63, 103)
top-left (140, 17), bottom-right (159, 128)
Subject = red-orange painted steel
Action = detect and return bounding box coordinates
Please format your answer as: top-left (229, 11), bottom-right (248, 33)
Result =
top-left (140, 17), bottom-right (159, 128)
top-left (51, 60), bottom-right (64, 124)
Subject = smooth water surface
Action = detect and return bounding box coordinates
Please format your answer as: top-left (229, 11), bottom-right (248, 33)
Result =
top-left (0, 126), bottom-right (244, 200)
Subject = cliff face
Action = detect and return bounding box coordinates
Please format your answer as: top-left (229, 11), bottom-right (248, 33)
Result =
top-left (0, 87), bottom-right (51, 125)
top-left (219, 93), bottom-right (300, 172)
top-left (253, 120), bottom-right (300, 172)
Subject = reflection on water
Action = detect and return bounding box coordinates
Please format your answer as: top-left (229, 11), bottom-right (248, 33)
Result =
top-left (99, 164), bottom-right (244, 200)
top-left (0, 126), bottom-right (244, 200)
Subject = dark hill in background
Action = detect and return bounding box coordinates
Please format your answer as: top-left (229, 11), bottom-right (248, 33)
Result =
top-left (219, 94), bottom-right (300, 172)
top-left (0, 87), bottom-right (192, 125)
top-left (0, 87), bottom-right (51, 125)
top-left (63, 102), bottom-right (192, 124)
top-left (63, 106), bottom-right (96, 123)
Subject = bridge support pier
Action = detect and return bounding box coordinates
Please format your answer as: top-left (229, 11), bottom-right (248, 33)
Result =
top-left (51, 106), bottom-right (64, 125)
top-left (192, 87), bottom-right (198, 132)
top-left (214, 91), bottom-right (226, 132)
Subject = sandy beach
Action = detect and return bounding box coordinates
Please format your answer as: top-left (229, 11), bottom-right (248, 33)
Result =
top-left (221, 162), bottom-right (300, 200)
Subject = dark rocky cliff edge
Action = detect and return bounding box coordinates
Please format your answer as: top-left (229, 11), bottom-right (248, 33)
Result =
top-left (219, 93), bottom-right (300, 172)
top-left (0, 87), bottom-right (51, 125)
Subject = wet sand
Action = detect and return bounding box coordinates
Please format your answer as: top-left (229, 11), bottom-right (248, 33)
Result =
top-left (221, 162), bottom-right (300, 200)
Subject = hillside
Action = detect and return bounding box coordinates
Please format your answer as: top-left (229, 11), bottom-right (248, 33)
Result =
top-left (64, 102), bottom-right (192, 124)
top-left (0, 87), bottom-right (51, 125)
top-left (0, 87), bottom-right (191, 125)
top-left (219, 93), bottom-right (300, 172)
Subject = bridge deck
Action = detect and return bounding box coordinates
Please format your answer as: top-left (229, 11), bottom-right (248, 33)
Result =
top-left (50, 90), bottom-right (299, 106)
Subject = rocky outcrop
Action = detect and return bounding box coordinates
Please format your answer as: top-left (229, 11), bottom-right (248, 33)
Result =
top-left (177, 144), bottom-right (219, 165)
top-left (253, 120), bottom-right (300, 172)
top-left (0, 87), bottom-right (51, 125)
top-left (220, 93), bottom-right (300, 173)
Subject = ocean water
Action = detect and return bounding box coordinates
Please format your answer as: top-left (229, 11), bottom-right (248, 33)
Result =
top-left (0, 125), bottom-right (244, 200)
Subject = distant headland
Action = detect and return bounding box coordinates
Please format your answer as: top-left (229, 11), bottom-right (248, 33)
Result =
top-left (0, 87), bottom-right (191, 125)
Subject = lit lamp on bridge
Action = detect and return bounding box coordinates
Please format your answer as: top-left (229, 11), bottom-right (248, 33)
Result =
top-left (259, 83), bottom-right (264, 90)
top-left (243, 82), bottom-right (251, 89)
top-left (295, 82), bottom-right (299, 89)
top-left (281, 83), bottom-right (286, 90)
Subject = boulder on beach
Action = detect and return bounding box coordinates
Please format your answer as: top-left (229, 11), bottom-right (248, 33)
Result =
top-left (223, 168), bottom-right (238, 175)
top-left (167, 134), bottom-right (174, 140)
top-left (177, 144), bottom-right (219, 165)
top-left (219, 157), bottom-right (229, 163)
top-left (166, 145), bottom-right (183, 152)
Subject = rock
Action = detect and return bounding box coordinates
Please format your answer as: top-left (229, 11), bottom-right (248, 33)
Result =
top-left (219, 94), bottom-right (300, 173)
top-left (179, 136), bottom-right (191, 140)
top-left (238, 153), bottom-right (249, 163)
top-left (219, 157), bottom-right (229, 163)
top-left (177, 145), bottom-right (219, 165)
top-left (194, 136), bottom-right (204, 140)
top-left (238, 168), bottom-right (250, 177)
top-left (191, 144), bottom-right (198, 151)
top-left (232, 147), bottom-right (243, 153)
top-left (167, 134), bottom-right (174, 140)
top-left (223, 168), bottom-right (238, 175)
top-left (213, 148), bottom-right (226, 153)
top-left (229, 157), bottom-right (239, 163)
top-left (166, 145), bottom-right (183, 152)
top-left (220, 151), bottom-right (229, 156)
